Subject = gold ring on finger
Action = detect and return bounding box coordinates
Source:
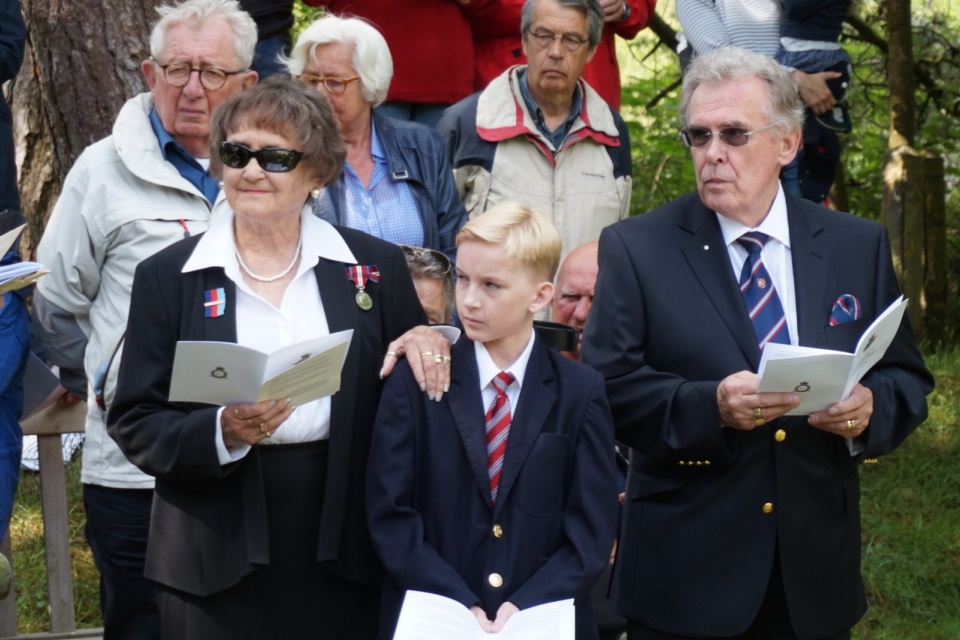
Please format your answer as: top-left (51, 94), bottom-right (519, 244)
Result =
top-left (442, 355), bottom-right (451, 363)
top-left (259, 422), bottom-right (266, 434)
top-left (434, 354), bottom-right (444, 364)
top-left (420, 351), bottom-right (433, 358)
top-left (385, 351), bottom-right (398, 358)
top-left (846, 419), bottom-right (856, 431)
top-left (753, 407), bottom-right (763, 419)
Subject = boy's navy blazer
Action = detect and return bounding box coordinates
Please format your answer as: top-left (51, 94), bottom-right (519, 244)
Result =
top-left (366, 335), bottom-right (618, 639)
top-left (108, 226), bottom-right (426, 597)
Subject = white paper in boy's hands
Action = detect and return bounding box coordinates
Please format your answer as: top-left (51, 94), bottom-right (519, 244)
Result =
top-left (757, 296), bottom-right (907, 416)
top-left (392, 591), bottom-right (574, 640)
top-left (0, 224), bottom-right (49, 294)
top-left (168, 329), bottom-right (353, 406)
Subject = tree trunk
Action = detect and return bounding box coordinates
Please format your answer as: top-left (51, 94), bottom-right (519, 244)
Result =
top-left (885, 0), bottom-right (914, 148)
top-left (13, 0), bottom-right (160, 257)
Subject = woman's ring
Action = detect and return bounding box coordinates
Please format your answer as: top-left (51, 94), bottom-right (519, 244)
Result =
top-left (753, 407), bottom-right (763, 419)
top-left (385, 351), bottom-right (398, 358)
top-left (846, 419), bottom-right (856, 431)
top-left (259, 422), bottom-right (266, 434)
top-left (434, 354), bottom-right (444, 364)
top-left (420, 351), bottom-right (433, 358)
top-left (442, 355), bottom-right (451, 363)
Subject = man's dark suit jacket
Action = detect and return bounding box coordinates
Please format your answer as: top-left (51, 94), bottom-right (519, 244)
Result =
top-left (366, 335), bottom-right (619, 639)
top-left (108, 226), bottom-right (426, 597)
top-left (581, 192), bottom-right (933, 639)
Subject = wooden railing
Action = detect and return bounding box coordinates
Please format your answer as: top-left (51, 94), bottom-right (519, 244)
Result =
top-left (0, 402), bottom-right (102, 639)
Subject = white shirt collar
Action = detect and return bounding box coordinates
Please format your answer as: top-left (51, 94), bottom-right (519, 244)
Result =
top-left (182, 202), bottom-right (357, 275)
top-left (716, 183), bottom-right (791, 249)
top-left (474, 329), bottom-right (537, 392)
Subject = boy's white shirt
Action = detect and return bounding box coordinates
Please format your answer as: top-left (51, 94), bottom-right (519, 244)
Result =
top-left (475, 329), bottom-right (536, 413)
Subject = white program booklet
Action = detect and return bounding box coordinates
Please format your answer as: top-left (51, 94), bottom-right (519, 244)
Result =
top-left (757, 296), bottom-right (907, 415)
top-left (392, 591), bottom-right (574, 640)
top-left (168, 329), bottom-right (353, 406)
top-left (0, 224), bottom-right (48, 294)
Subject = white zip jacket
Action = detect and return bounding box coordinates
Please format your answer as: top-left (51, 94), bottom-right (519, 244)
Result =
top-left (35, 93), bottom-right (213, 488)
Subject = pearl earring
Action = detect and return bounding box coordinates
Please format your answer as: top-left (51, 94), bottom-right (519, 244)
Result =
top-left (219, 181), bottom-right (225, 189)
top-left (311, 188), bottom-right (321, 199)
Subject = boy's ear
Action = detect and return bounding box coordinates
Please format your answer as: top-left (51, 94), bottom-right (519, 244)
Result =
top-left (528, 281), bottom-right (554, 315)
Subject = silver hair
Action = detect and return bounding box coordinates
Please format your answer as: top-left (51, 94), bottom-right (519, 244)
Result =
top-left (284, 14), bottom-right (394, 108)
top-left (679, 47), bottom-right (805, 135)
top-left (520, 0), bottom-right (604, 49)
top-left (150, 0), bottom-right (257, 69)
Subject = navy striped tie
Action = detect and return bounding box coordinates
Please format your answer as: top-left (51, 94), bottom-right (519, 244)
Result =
top-left (738, 232), bottom-right (790, 349)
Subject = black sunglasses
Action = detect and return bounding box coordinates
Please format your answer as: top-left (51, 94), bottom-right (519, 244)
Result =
top-left (679, 123), bottom-right (778, 148)
top-left (219, 141), bottom-right (304, 173)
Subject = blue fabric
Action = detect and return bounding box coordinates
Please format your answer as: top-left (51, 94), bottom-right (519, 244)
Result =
top-left (315, 111), bottom-right (468, 260)
top-left (518, 69), bottom-right (583, 151)
top-left (148, 108), bottom-right (219, 204)
top-left (251, 34), bottom-right (289, 80)
top-left (83, 484), bottom-right (159, 640)
top-left (0, 0), bottom-right (27, 212)
top-left (738, 232), bottom-right (790, 349)
top-left (0, 251), bottom-right (29, 537)
top-left (342, 120), bottom-right (424, 247)
top-left (376, 102), bottom-right (449, 129)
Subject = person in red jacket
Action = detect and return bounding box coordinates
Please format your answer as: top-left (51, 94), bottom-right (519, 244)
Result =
top-left (311, 1), bottom-right (475, 126)
top-left (463, 0), bottom-right (655, 109)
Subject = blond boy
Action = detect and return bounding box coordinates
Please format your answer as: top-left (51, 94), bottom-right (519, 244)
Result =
top-left (367, 203), bottom-right (618, 639)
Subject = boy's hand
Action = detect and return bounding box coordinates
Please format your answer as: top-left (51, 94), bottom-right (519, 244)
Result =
top-left (380, 325), bottom-right (452, 401)
top-left (470, 605), bottom-right (494, 632)
top-left (489, 602), bottom-right (520, 632)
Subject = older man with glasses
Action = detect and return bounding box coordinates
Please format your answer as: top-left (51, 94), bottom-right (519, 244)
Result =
top-left (32, 1), bottom-right (256, 637)
top-left (582, 47), bottom-right (933, 640)
top-left (438, 0), bottom-right (631, 262)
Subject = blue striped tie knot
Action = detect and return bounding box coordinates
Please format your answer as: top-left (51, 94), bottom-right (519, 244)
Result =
top-left (737, 232), bottom-right (790, 348)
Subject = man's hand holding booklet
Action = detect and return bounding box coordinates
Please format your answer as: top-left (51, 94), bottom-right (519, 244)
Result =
top-left (757, 296), bottom-right (908, 415)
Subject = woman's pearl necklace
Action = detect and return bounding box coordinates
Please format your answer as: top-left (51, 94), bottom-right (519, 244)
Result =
top-left (234, 229), bottom-right (303, 283)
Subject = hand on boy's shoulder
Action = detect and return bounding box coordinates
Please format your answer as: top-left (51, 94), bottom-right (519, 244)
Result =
top-left (380, 325), bottom-right (453, 402)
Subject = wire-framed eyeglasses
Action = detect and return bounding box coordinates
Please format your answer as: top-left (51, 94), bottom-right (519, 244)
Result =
top-left (679, 123), bottom-right (779, 148)
top-left (525, 29), bottom-right (590, 52)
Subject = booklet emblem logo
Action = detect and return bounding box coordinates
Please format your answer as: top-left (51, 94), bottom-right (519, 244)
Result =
top-left (794, 381), bottom-right (811, 392)
top-left (210, 366), bottom-right (228, 379)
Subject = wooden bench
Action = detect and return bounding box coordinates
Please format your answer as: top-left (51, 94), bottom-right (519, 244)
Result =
top-left (0, 401), bottom-right (102, 639)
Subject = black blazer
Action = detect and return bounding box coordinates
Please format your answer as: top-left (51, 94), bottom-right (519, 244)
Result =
top-left (108, 226), bottom-right (426, 596)
top-left (582, 192), bottom-right (933, 638)
top-left (366, 336), bottom-right (618, 639)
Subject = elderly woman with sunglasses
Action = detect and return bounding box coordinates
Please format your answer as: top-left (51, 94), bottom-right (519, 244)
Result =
top-left (286, 14), bottom-right (467, 261)
top-left (107, 76), bottom-right (442, 640)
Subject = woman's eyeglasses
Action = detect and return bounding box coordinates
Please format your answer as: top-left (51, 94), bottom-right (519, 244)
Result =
top-left (296, 73), bottom-right (361, 95)
top-left (219, 142), bottom-right (304, 173)
top-left (401, 245), bottom-right (452, 276)
top-left (678, 123), bottom-right (779, 148)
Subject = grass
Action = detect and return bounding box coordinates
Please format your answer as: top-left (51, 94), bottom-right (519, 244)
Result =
top-left (6, 346), bottom-right (959, 635)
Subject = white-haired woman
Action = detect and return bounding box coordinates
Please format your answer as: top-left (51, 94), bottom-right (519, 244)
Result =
top-left (286, 14), bottom-right (467, 260)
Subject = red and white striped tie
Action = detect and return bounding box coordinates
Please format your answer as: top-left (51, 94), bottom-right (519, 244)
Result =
top-left (485, 372), bottom-right (514, 504)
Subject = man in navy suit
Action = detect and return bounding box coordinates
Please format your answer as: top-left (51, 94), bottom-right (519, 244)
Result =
top-left (582, 47), bottom-right (933, 640)
top-left (367, 203), bottom-right (618, 639)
